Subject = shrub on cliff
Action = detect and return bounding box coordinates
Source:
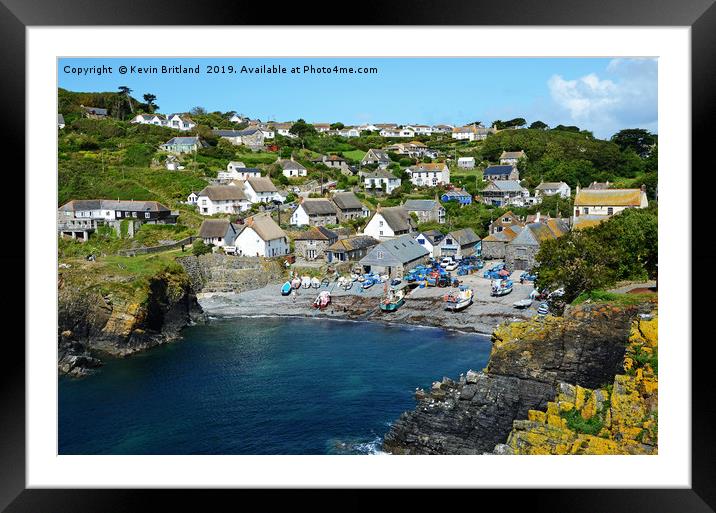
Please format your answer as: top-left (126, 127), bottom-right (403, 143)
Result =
top-left (191, 239), bottom-right (212, 256)
top-left (535, 206), bottom-right (658, 302)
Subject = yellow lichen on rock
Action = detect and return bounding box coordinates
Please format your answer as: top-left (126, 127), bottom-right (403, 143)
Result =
top-left (499, 311), bottom-right (658, 455)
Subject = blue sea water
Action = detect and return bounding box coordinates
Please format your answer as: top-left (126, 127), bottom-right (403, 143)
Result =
top-left (58, 317), bottom-right (491, 455)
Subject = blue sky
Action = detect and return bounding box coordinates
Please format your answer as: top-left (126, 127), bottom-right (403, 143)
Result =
top-left (58, 57), bottom-right (657, 139)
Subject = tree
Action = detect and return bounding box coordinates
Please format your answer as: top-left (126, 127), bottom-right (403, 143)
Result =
top-left (118, 86), bottom-right (134, 114)
top-left (610, 129), bottom-right (657, 158)
top-left (552, 124), bottom-right (580, 133)
top-left (535, 207), bottom-right (657, 302)
top-left (330, 122), bottom-right (345, 130)
top-left (529, 120), bottom-right (549, 130)
top-left (142, 93), bottom-right (157, 113)
top-left (289, 119), bottom-right (317, 148)
top-left (190, 106), bottom-right (207, 116)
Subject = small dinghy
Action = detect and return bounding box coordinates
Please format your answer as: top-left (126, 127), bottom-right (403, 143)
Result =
top-left (291, 277), bottom-right (301, 289)
top-left (513, 298), bottom-right (532, 309)
top-left (320, 277), bottom-right (330, 288)
top-left (311, 277), bottom-right (321, 289)
top-left (301, 276), bottom-right (312, 289)
top-left (313, 290), bottom-right (331, 310)
top-left (537, 302), bottom-right (550, 316)
top-left (281, 281), bottom-right (292, 296)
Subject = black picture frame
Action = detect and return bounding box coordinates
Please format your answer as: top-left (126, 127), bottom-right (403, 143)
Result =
top-left (2, 0), bottom-right (709, 510)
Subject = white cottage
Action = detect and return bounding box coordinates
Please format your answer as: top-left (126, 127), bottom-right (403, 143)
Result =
top-left (363, 206), bottom-right (415, 240)
top-left (234, 214), bottom-right (289, 257)
top-left (196, 185), bottom-right (251, 215)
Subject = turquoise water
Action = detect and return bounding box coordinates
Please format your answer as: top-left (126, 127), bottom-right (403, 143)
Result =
top-left (59, 317), bottom-right (491, 454)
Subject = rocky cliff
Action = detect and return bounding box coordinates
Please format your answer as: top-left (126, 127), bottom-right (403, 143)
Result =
top-left (382, 299), bottom-right (657, 455)
top-left (58, 258), bottom-right (204, 377)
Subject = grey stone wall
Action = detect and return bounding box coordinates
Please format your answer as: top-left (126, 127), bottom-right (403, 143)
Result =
top-left (481, 240), bottom-right (507, 259)
top-left (295, 240), bottom-right (331, 260)
top-left (177, 254), bottom-right (285, 293)
top-left (505, 244), bottom-right (539, 271)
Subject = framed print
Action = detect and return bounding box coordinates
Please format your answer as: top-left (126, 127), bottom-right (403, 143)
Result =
top-left (3, 0), bottom-right (712, 509)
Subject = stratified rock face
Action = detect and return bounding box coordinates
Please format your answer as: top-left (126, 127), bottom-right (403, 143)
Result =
top-left (58, 271), bottom-right (203, 377)
top-left (500, 315), bottom-right (658, 455)
top-left (383, 373), bottom-right (554, 454)
top-left (383, 303), bottom-right (649, 454)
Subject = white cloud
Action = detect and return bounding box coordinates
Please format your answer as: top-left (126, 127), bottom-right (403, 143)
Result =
top-left (547, 58), bottom-right (657, 137)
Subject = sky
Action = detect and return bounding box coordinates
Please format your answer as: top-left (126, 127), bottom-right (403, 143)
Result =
top-left (58, 57), bottom-right (657, 139)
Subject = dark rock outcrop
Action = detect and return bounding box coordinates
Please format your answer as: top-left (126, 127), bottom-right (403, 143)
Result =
top-left (383, 302), bottom-right (649, 454)
top-left (58, 269), bottom-right (204, 377)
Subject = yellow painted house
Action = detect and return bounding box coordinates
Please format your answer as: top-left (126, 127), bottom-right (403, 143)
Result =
top-left (572, 185), bottom-right (649, 229)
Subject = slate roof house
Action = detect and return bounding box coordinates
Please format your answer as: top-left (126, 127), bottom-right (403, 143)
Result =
top-left (403, 199), bottom-right (445, 224)
top-left (481, 180), bottom-right (530, 207)
top-left (278, 158), bottom-right (307, 178)
top-left (415, 230), bottom-right (445, 257)
top-left (505, 219), bottom-right (570, 271)
top-left (160, 136), bottom-right (208, 154)
top-left (332, 192), bottom-right (369, 221)
top-left (362, 169), bottom-right (401, 194)
top-left (325, 235), bottom-right (380, 263)
top-left (198, 219), bottom-right (240, 248)
top-left (363, 206), bottom-right (415, 240)
top-left (293, 226), bottom-right (338, 261)
top-left (290, 198), bottom-right (339, 227)
top-left (359, 234), bottom-right (430, 278)
top-left (406, 163), bottom-right (450, 187)
top-left (483, 164), bottom-right (520, 181)
top-left (535, 181), bottom-right (571, 199)
top-left (58, 199), bottom-right (176, 240)
top-left (212, 128), bottom-right (265, 147)
top-left (457, 157), bottom-right (475, 169)
top-left (436, 228), bottom-right (481, 259)
top-left (81, 105), bottom-right (108, 119)
top-left (361, 149), bottom-right (391, 168)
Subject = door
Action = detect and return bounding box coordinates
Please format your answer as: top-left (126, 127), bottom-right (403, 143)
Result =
top-left (514, 259), bottom-right (528, 271)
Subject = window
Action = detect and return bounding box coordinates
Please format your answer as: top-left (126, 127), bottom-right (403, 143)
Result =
top-left (584, 207), bottom-right (589, 214)
top-left (608, 207), bottom-right (614, 215)
top-left (145, 213), bottom-right (150, 219)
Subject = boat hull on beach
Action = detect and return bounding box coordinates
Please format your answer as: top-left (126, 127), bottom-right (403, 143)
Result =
top-left (380, 297), bottom-right (405, 312)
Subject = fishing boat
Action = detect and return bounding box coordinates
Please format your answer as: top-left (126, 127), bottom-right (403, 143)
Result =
top-left (313, 290), bottom-right (331, 310)
top-left (311, 277), bottom-right (321, 289)
top-left (380, 283), bottom-right (407, 312)
top-left (491, 278), bottom-right (513, 297)
top-left (291, 277), bottom-right (301, 289)
top-left (281, 281), bottom-right (292, 296)
top-left (362, 276), bottom-right (375, 289)
top-left (320, 277), bottom-right (330, 288)
top-left (537, 302), bottom-right (550, 316)
top-left (513, 298), bottom-right (533, 309)
top-left (444, 285), bottom-right (473, 312)
top-left (301, 276), bottom-right (312, 289)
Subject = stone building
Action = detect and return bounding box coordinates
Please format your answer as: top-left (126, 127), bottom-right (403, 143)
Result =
top-left (290, 198), bottom-right (339, 227)
top-left (293, 226), bottom-right (338, 261)
top-left (505, 219), bottom-right (569, 271)
top-left (402, 199), bottom-right (445, 224)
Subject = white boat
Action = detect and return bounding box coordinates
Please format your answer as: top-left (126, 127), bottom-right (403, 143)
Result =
top-left (291, 277), bottom-right (301, 289)
top-left (311, 277), bottom-right (321, 289)
top-left (513, 298), bottom-right (533, 309)
top-left (444, 285), bottom-right (473, 311)
top-left (301, 276), bottom-right (312, 289)
top-left (491, 278), bottom-right (513, 297)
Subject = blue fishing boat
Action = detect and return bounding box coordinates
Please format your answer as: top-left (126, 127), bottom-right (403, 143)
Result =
top-left (281, 281), bottom-right (292, 296)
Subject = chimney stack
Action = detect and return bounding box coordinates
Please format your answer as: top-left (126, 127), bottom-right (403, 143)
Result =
top-left (641, 183), bottom-right (646, 192)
